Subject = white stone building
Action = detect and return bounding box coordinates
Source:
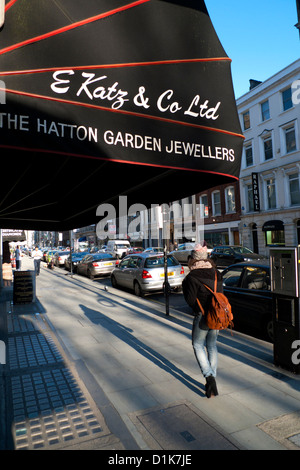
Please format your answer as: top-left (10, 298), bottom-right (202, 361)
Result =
top-left (237, 59), bottom-right (300, 256)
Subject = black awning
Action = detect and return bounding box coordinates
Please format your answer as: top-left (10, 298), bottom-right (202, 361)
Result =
top-left (262, 220), bottom-right (284, 232)
top-left (0, 0), bottom-right (243, 231)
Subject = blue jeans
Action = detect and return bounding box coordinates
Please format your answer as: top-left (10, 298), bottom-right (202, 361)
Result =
top-left (34, 259), bottom-right (41, 275)
top-left (192, 315), bottom-right (219, 378)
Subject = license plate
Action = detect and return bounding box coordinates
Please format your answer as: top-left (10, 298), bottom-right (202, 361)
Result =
top-left (160, 272), bottom-right (174, 277)
top-left (103, 262), bottom-right (113, 266)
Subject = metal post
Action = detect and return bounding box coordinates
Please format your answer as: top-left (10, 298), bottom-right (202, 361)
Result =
top-left (69, 230), bottom-right (73, 278)
top-left (164, 243), bottom-right (169, 316)
top-left (161, 204), bottom-right (170, 316)
top-left (0, 229), bottom-right (2, 289)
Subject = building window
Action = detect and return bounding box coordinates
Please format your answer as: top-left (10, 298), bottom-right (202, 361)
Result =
top-left (282, 87), bottom-right (293, 111)
top-left (246, 184), bottom-right (254, 212)
top-left (200, 194), bottom-right (209, 218)
top-left (212, 191), bottom-right (221, 216)
top-left (265, 229), bottom-right (285, 246)
top-left (263, 135), bottom-right (273, 161)
top-left (261, 100), bottom-right (270, 121)
top-left (245, 143), bottom-right (253, 167)
top-left (225, 186), bottom-right (236, 213)
top-left (242, 111), bottom-right (250, 130)
top-left (263, 221), bottom-right (285, 246)
top-left (285, 125), bottom-right (296, 154)
top-left (289, 173), bottom-right (300, 206)
top-left (266, 178), bottom-right (276, 209)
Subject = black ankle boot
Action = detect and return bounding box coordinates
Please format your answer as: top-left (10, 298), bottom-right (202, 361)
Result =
top-left (205, 376), bottom-right (218, 398)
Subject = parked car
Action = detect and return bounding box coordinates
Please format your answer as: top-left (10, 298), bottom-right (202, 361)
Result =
top-left (110, 253), bottom-right (185, 296)
top-left (210, 245), bottom-right (267, 268)
top-left (46, 249), bottom-right (58, 264)
top-left (42, 249), bottom-right (49, 263)
top-left (169, 243), bottom-right (195, 264)
top-left (143, 247), bottom-right (164, 253)
top-left (127, 247), bottom-right (144, 254)
top-left (77, 253), bottom-right (118, 279)
top-left (106, 239), bottom-right (130, 259)
top-left (170, 242), bottom-right (213, 264)
top-left (64, 251), bottom-right (89, 272)
top-left (222, 261), bottom-right (273, 341)
top-left (53, 250), bottom-right (70, 267)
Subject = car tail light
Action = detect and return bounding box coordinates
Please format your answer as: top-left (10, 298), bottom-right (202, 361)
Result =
top-left (180, 267), bottom-right (184, 275)
top-left (92, 262), bottom-right (99, 267)
top-left (115, 260), bottom-right (119, 265)
top-left (142, 270), bottom-right (152, 279)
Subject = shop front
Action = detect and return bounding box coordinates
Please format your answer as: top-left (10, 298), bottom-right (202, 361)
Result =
top-left (262, 220), bottom-right (285, 247)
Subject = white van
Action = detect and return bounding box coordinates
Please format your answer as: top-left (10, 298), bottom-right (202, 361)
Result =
top-left (107, 240), bottom-right (130, 259)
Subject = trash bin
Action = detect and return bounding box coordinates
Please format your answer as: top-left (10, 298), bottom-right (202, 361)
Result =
top-left (270, 247), bottom-right (300, 374)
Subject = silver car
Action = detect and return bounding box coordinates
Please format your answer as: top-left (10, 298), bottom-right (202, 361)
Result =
top-left (110, 253), bottom-right (185, 296)
top-left (77, 253), bottom-right (118, 279)
top-left (169, 243), bottom-right (195, 264)
top-left (53, 250), bottom-right (70, 267)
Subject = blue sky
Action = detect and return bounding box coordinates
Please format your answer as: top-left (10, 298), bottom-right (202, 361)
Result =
top-left (205, 0), bottom-right (299, 98)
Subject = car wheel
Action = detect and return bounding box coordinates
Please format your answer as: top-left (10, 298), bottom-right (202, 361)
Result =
top-left (134, 281), bottom-right (144, 297)
top-left (111, 275), bottom-right (118, 288)
top-left (264, 318), bottom-right (274, 342)
top-left (87, 269), bottom-right (94, 280)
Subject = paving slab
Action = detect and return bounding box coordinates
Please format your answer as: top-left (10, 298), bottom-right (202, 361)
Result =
top-left (258, 412), bottom-right (300, 450)
top-left (129, 402), bottom-right (239, 450)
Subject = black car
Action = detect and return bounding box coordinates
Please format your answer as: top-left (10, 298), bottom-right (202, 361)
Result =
top-left (210, 245), bottom-right (267, 268)
top-left (222, 261), bottom-right (273, 341)
top-left (64, 251), bottom-right (89, 272)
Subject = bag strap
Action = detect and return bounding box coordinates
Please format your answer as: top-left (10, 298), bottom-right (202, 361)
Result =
top-left (200, 272), bottom-right (218, 295)
top-left (214, 271), bottom-right (217, 293)
top-left (196, 271), bottom-right (218, 314)
top-left (196, 298), bottom-right (204, 314)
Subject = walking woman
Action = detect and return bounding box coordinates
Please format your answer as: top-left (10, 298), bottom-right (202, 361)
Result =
top-left (182, 243), bottom-right (223, 398)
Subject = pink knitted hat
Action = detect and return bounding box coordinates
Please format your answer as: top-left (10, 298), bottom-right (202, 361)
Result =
top-left (191, 243), bottom-right (208, 260)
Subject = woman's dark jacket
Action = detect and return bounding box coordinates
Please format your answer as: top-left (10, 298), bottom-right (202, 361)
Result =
top-left (182, 262), bottom-right (223, 323)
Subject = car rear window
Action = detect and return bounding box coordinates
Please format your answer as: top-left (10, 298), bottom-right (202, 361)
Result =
top-left (145, 255), bottom-right (179, 268)
top-left (93, 253), bottom-right (113, 260)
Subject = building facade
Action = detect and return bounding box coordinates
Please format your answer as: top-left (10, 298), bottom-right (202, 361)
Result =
top-left (196, 181), bottom-right (241, 248)
top-left (237, 59), bottom-right (300, 256)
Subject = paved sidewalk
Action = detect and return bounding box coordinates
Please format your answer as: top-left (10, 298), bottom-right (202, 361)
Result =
top-left (1, 256), bottom-right (300, 451)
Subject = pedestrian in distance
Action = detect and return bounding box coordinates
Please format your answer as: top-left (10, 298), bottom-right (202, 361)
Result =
top-left (15, 245), bottom-right (21, 270)
top-left (32, 246), bottom-right (43, 276)
top-left (182, 242), bottom-right (223, 398)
